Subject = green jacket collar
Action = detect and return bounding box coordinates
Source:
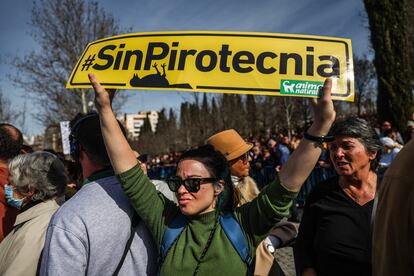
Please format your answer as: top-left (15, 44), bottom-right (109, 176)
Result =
top-left (83, 168), bottom-right (114, 185)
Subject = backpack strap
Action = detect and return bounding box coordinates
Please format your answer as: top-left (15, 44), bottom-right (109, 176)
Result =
top-left (113, 212), bottom-right (139, 276)
top-left (160, 212), bottom-right (253, 275)
top-left (220, 213), bottom-right (253, 275)
top-left (160, 212), bottom-right (188, 260)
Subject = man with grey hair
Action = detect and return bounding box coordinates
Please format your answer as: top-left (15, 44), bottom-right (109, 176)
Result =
top-left (40, 113), bottom-right (157, 275)
top-left (0, 123), bottom-right (23, 242)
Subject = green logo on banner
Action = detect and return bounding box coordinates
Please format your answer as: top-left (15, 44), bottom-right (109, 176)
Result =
top-left (280, 80), bottom-right (323, 96)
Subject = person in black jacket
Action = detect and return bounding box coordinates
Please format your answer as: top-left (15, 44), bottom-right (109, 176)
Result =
top-left (294, 118), bottom-right (381, 276)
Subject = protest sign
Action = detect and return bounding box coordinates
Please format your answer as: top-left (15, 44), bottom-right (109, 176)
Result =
top-left (60, 121), bottom-right (71, 155)
top-left (67, 31), bottom-right (354, 101)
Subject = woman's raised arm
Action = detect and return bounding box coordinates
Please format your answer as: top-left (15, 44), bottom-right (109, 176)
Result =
top-left (279, 78), bottom-right (336, 192)
top-left (89, 73), bottom-right (137, 174)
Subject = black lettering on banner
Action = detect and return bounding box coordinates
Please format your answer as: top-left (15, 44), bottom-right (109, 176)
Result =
top-left (178, 49), bottom-right (197, 70)
top-left (218, 44), bottom-right (232, 72)
top-left (317, 55), bottom-right (340, 77)
top-left (145, 42), bottom-right (169, 70)
top-left (168, 42), bottom-right (179, 70)
top-left (196, 50), bottom-right (218, 72)
top-left (123, 50), bottom-right (144, 70)
top-left (233, 51), bottom-right (254, 73)
top-left (306, 47), bottom-right (314, 76)
top-left (88, 40), bottom-right (343, 82)
top-left (280, 53), bottom-right (302, 75)
top-left (256, 52), bottom-right (277, 74)
top-left (92, 45), bottom-right (116, 70)
top-left (114, 44), bottom-right (125, 70)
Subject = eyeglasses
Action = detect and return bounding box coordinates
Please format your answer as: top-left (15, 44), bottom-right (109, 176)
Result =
top-left (231, 153), bottom-right (249, 164)
top-left (166, 177), bottom-right (218, 193)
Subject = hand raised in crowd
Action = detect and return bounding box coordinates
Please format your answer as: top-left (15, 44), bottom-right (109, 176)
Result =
top-left (88, 73), bottom-right (116, 112)
top-left (279, 78), bottom-right (336, 192)
top-left (308, 78), bottom-right (336, 135)
top-left (89, 73), bottom-right (137, 174)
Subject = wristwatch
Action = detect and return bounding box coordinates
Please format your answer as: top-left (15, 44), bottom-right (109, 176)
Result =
top-left (266, 243), bottom-right (275, 254)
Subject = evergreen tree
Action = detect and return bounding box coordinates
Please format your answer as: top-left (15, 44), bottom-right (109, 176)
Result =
top-left (231, 94), bottom-right (246, 135)
top-left (210, 97), bottom-right (221, 134)
top-left (246, 95), bottom-right (258, 136)
top-left (364, 0), bottom-right (414, 131)
top-left (200, 93), bottom-right (211, 139)
top-left (189, 103), bottom-right (203, 145)
top-left (155, 108), bottom-right (169, 153)
top-left (179, 103), bottom-right (192, 148)
top-left (138, 114), bottom-right (156, 154)
top-left (168, 108), bottom-right (179, 151)
top-left (219, 94), bottom-right (232, 128)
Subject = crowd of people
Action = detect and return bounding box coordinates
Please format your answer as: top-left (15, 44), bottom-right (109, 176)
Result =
top-left (139, 116), bottom-right (414, 211)
top-left (0, 75), bottom-right (413, 276)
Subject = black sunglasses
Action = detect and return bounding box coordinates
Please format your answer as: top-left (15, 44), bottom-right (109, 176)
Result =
top-left (166, 177), bottom-right (218, 193)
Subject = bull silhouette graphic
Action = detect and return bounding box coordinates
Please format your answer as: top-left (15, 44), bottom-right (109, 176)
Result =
top-left (130, 63), bottom-right (192, 89)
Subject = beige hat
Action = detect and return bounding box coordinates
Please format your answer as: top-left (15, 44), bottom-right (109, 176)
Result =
top-left (206, 129), bottom-right (253, 161)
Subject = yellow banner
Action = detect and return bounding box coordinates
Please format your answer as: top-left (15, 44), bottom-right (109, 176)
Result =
top-left (67, 31), bottom-right (354, 101)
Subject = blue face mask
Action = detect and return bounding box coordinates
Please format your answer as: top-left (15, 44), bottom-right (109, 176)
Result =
top-left (4, 185), bottom-right (24, 209)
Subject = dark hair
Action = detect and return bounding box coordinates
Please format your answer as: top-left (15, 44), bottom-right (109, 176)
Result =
top-left (70, 112), bottom-right (127, 166)
top-left (0, 123), bottom-right (23, 160)
top-left (178, 144), bottom-right (239, 212)
top-left (383, 128), bottom-right (398, 137)
top-left (328, 117), bottom-right (382, 170)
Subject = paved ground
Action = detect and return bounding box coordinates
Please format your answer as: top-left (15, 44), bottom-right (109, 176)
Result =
top-left (275, 246), bottom-right (296, 276)
top-left (273, 220), bottom-right (300, 276)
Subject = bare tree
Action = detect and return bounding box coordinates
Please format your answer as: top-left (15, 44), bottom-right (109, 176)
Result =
top-left (11, 0), bottom-right (129, 126)
top-left (0, 88), bottom-right (18, 123)
top-left (353, 54), bottom-right (376, 116)
top-left (281, 97), bottom-right (296, 138)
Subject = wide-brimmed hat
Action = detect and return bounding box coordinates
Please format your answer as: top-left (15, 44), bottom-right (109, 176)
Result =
top-left (206, 129), bottom-right (253, 161)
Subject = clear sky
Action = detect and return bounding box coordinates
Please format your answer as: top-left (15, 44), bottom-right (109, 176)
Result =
top-left (0, 0), bottom-right (371, 136)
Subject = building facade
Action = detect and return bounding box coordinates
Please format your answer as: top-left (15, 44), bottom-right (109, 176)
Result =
top-left (117, 111), bottom-right (158, 139)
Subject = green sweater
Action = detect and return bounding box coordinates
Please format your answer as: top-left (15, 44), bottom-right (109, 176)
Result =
top-left (118, 165), bottom-right (297, 275)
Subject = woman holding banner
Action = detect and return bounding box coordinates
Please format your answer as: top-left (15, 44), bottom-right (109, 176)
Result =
top-left (89, 73), bottom-right (335, 275)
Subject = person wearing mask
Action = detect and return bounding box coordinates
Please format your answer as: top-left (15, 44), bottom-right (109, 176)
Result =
top-left (0, 123), bottom-right (23, 242)
top-left (0, 152), bottom-right (66, 275)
